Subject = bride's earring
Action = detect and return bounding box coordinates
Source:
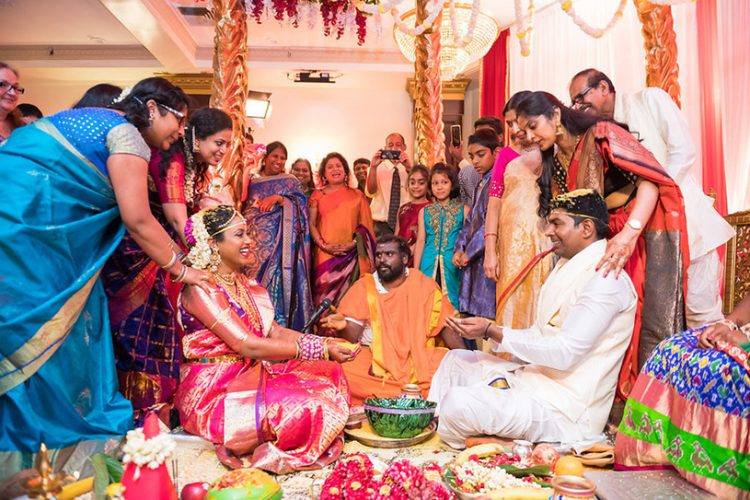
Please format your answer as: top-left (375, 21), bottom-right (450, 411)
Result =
top-left (209, 246), bottom-right (221, 273)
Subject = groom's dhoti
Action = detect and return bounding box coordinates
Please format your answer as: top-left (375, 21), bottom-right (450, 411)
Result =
top-left (429, 350), bottom-right (588, 449)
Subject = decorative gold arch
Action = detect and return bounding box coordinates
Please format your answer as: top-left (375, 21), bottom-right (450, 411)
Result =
top-left (633, 0), bottom-right (681, 107)
top-left (210, 0), bottom-right (248, 207)
top-left (207, 1), bottom-right (684, 176)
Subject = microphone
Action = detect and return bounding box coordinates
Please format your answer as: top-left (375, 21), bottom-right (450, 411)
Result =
top-left (303, 298), bottom-right (333, 333)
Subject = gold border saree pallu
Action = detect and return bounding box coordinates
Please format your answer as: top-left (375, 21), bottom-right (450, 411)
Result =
top-left (0, 118), bottom-right (132, 451)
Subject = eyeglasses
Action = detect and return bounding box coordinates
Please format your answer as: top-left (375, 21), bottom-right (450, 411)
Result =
top-left (571, 86), bottom-right (593, 109)
top-left (157, 103), bottom-right (186, 126)
top-left (0, 80), bottom-right (25, 95)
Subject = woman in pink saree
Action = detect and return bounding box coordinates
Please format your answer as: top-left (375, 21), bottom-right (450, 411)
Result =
top-left (175, 205), bottom-right (354, 474)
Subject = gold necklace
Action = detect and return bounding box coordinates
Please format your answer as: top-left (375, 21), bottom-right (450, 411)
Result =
top-left (219, 274), bottom-right (263, 333)
top-left (213, 270), bottom-right (236, 287)
top-left (555, 134), bottom-right (582, 170)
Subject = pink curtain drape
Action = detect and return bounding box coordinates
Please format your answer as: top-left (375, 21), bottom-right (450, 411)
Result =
top-left (696, 0), bottom-right (728, 216)
top-left (480, 29), bottom-right (509, 119)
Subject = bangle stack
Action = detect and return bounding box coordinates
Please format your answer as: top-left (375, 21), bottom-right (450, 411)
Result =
top-left (172, 265), bottom-right (188, 283)
top-left (297, 334), bottom-right (326, 361)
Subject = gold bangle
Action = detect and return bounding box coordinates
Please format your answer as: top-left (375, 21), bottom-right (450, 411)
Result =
top-left (161, 252), bottom-right (178, 270)
top-left (484, 233), bottom-right (498, 239)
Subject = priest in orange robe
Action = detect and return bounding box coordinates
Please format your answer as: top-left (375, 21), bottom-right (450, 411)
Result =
top-left (321, 235), bottom-right (464, 404)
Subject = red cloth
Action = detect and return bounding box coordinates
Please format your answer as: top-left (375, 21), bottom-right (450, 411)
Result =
top-left (696, 0), bottom-right (728, 216)
top-left (480, 29), bottom-right (509, 119)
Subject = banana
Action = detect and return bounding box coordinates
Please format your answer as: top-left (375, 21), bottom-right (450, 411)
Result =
top-left (455, 443), bottom-right (506, 465)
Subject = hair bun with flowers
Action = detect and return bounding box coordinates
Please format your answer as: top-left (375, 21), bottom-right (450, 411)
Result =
top-left (185, 210), bottom-right (212, 270)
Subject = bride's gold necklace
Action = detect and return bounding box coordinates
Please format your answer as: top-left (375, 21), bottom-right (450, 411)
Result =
top-left (213, 271), bottom-right (263, 332)
top-left (214, 270), bottom-right (236, 287)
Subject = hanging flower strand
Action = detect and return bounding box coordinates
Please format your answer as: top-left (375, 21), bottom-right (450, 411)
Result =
top-left (558, 0), bottom-right (628, 39)
top-left (390, 0), bottom-right (442, 37)
top-left (246, 0), bottom-right (380, 46)
top-left (449, 0), bottom-right (482, 48)
top-left (514, 0), bottom-right (535, 57)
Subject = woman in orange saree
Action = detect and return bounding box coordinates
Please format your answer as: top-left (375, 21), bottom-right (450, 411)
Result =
top-left (515, 91), bottom-right (689, 400)
top-left (175, 206), bottom-right (354, 474)
top-left (309, 152), bottom-right (376, 309)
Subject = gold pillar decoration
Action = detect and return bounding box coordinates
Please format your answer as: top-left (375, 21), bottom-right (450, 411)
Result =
top-left (413, 0), bottom-right (445, 166)
top-left (210, 0), bottom-right (248, 206)
top-left (633, 0), bottom-right (681, 107)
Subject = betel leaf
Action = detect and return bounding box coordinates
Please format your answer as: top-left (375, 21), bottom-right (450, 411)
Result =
top-left (89, 453), bottom-right (123, 500)
top-left (497, 464), bottom-right (552, 478)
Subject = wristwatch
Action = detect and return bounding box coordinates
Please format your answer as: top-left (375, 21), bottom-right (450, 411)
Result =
top-left (627, 218), bottom-right (643, 231)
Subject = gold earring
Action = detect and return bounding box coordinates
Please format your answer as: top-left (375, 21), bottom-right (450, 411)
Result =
top-left (191, 127), bottom-right (200, 153)
top-left (209, 247), bottom-right (221, 273)
top-left (555, 120), bottom-right (563, 137)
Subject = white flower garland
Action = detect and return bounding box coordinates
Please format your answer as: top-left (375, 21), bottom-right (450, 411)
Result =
top-left (121, 428), bottom-right (176, 470)
top-left (113, 85), bottom-right (133, 104)
top-left (558, 0), bottom-right (628, 39)
top-left (187, 211), bottom-right (212, 270)
top-left (354, 0), bottom-right (442, 37)
top-left (451, 460), bottom-right (543, 493)
top-left (448, 0), bottom-right (481, 48)
top-left (514, 0), bottom-right (535, 56)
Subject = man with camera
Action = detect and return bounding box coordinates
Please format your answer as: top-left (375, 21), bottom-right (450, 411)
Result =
top-left (366, 132), bottom-right (412, 238)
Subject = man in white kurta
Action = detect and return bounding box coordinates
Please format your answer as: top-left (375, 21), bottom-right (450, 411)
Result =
top-left (569, 69), bottom-right (735, 327)
top-left (432, 190), bottom-right (636, 448)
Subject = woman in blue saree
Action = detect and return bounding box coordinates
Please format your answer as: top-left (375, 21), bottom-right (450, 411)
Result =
top-left (241, 141), bottom-right (313, 331)
top-left (0, 78), bottom-right (212, 460)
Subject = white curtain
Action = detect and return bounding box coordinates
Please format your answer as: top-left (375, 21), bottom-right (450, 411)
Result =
top-left (508, 0), bottom-right (646, 104)
top-left (717, 0), bottom-right (750, 213)
top-left (508, 1), bottom-right (750, 204)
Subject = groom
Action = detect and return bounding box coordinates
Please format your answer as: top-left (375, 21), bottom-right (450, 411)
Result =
top-left (431, 189), bottom-right (637, 448)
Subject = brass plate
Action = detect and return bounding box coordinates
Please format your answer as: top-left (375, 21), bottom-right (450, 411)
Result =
top-left (344, 421), bottom-right (436, 449)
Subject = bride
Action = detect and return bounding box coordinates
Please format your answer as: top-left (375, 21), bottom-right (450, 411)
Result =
top-left (174, 205), bottom-right (355, 474)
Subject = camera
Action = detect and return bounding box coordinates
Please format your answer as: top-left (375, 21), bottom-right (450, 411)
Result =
top-left (380, 149), bottom-right (401, 161)
top-left (450, 124), bottom-right (462, 148)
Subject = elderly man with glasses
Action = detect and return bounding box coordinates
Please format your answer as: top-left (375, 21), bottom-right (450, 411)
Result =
top-left (568, 68), bottom-right (735, 330)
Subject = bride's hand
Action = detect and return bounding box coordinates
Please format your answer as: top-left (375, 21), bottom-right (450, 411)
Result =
top-left (327, 343), bottom-right (355, 363)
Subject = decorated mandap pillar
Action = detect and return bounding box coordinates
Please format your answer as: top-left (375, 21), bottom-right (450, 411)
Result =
top-left (413, 0), bottom-right (445, 166)
top-left (633, 0), bottom-right (681, 107)
top-left (210, 0), bottom-right (249, 206)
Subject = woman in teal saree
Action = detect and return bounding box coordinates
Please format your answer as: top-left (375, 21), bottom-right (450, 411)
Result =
top-left (0, 78), bottom-right (211, 457)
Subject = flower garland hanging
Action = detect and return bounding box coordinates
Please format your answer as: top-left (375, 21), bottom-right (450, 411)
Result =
top-left (558, 0), bottom-right (628, 39)
top-left (246, 0), bottom-right (379, 45)
top-left (448, 0), bottom-right (482, 48)
top-left (514, 0), bottom-right (535, 56)
top-left (389, 0), bottom-right (442, 37)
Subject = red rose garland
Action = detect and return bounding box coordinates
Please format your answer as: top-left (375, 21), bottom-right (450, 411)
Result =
top-left (320, 453), bottom-right (451, 500)
top-left (247, 0), bottom-right (374, 46)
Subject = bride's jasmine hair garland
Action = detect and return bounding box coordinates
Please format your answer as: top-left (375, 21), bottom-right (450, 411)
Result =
top-left (185, 212), bottom-right (212, 270)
